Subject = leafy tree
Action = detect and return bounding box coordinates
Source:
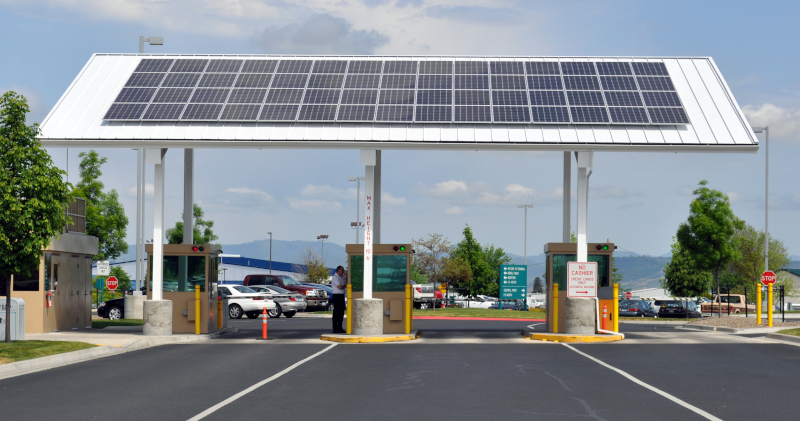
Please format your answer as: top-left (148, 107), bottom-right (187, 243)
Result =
top-left (166, 203), bottom-right (219, 245)
top-left (293, 248), bottom-right (330, 284)
top-left (483, 244), bottom-right (511, 276)
top-left (612, 257), bottom-right (624, 285)
top-left (440, 256), bottom-right (472, 297)
top-left (72, 150), bottom-right (128, 261)
top-left (110, 266), bottom-right (133, 292)
top-left (1, 92), bottom-right (72, 342)
top-left (452, 225), bottom-right (493, 296)
top-left (723, 224), bottom-right (794, 301)
top-left (533, 277), bottom-right (544, 293)
top-left (676, 180), bottom-right (743, 313)
top-left (414, 233), bottom-right (453, 284)
top-left (410, 259), bottom-right (428, 283)
top-left (660, 240), bottom-right (712, 297)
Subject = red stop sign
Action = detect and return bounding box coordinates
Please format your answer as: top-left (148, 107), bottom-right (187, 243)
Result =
top-left (106, 276), bottom-right (119, 291)
top-left (625, 291), bottom-right (632, 299)
top-left (761, 271), bottom-right (776, 286)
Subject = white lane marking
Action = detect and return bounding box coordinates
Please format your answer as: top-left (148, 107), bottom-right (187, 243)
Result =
top-left (187, 344), bottom-right (337, 421)
top-left (562, 344), bottom-right (722, 421)
top-left (527, 322), bottom-right (543, 329)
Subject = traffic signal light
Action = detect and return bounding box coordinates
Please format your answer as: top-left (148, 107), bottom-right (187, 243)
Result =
top-left (191, 246), bottom-right (205, 252)
top-left (595, 244), bottom-right (609, 251)
top-left (392, 245), bottom-right (407, 252)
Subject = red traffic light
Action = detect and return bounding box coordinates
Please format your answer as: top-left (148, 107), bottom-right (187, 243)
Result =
top-left (192, 246), bottom-right (198, 251)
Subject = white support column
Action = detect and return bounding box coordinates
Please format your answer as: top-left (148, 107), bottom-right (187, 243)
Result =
top-left (563, 151), bottom-right (571, 243)
top-left (576, 151), bottom-right (593, 263)
top-left (374, 150), bottom-right (381, 245)
top-left (143, 148), bottom-right (172, 336)
top-left (183, 149), bottom-right (194, 244)
top-left (135, 149), bottom-right (143, 292)
top-left (361, 150), bottom-right (376, 299)
top-left (139, 151), bottom-right (146, 290)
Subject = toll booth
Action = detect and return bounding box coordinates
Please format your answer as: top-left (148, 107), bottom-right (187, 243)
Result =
top-left (146, 244), bottom-right (221, 334)
top-left (346, 244), bottom-right (413, 334)
top-left (544, 243), bottom-right (615, 333)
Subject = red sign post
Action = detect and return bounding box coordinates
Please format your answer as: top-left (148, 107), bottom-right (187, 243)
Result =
top-left (625, 291), bottom-right (632, 299)
top-left (106, 276), bottom-right (119, 291)
top-left (761, 271), bottom-right (776, 286)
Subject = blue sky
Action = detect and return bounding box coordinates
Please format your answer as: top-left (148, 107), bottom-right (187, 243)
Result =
top-left (1, 0), bottom-right (798, 259)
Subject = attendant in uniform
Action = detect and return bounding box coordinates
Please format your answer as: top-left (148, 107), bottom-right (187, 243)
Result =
top-left (331, 266), bottom-right (347, 333)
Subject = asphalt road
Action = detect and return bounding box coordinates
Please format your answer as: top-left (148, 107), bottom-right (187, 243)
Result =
top-left (1, 319), bottom-right (798, 421)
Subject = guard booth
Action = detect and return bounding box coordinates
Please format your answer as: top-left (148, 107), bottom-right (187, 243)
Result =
top-left (146, 244), bottom-right (222, 334)
top-left (545, 243), bottom-right (615, 333)
top-left (346, 244), bottom-right (413, 334)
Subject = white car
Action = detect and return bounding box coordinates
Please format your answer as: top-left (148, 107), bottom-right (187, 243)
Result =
top-left (248, 285), bottom-right (308, 318)
top-left (455, 296), bottom-right (494, 309)
top-left (218, 285), bottom-right (275, 319)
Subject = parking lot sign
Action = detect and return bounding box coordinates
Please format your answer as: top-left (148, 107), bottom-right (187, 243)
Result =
top-left (567, 262), bottom-right (597, 298)
top-left (499, 265), bottom-right (526, 300)
top-left (97, 260), bottom-right (110, 276)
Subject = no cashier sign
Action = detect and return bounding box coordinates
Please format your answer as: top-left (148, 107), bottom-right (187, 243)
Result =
top-left (567, 262), bottom-right (598, 298)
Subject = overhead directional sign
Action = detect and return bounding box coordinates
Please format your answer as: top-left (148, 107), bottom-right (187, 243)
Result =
top-left (499, 265), bottom-right (527, 300)
top-left (761, 271), bottom-right (776, 286)
top-left (567, 262), bottom-right (597, 298)
top-left (97, 260), bottom-right (110, 276)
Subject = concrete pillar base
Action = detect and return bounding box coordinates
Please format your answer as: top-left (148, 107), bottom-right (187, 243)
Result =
top-left (123, 294), bottom-right (146, 319)
top-left (565, 298), bottom-right (595, 335)
top-left (352, 298), bottom-right (383, 335)
top-left (143, 300), bottom-right (173, 336)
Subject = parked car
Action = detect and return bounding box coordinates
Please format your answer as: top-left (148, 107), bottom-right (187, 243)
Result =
top-left (243, 274), bottom-right (328, 309)
top-left (248, 285), bottom-right (307, 318)
top-left (618, 300), bottom-right (658, 318)
top-left (657, 300), bottom-right (701, 318)
top-left (489, 301), bottom-right (524, 310)
top-left (410, 281), bottom-right (443, 309)
top-left (217, 285), bottom-right (275, 319)
top-left (701, 294), bottom-right (754, 314)
top-left (454, 296), bottom-right (494, 309)
top-left (97, 297), bottom-right (125, 320)
top-left (302, 283), bottom-right (336, 310)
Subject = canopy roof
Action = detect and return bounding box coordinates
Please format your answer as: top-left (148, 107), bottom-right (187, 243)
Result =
top-left (39, 54), bottom-right (757, 152)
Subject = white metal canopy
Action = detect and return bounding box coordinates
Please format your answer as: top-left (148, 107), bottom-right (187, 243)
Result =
top-left (39, 54), bottom-right (758, 152)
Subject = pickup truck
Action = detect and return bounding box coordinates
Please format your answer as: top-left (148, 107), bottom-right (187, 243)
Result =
top-left (700, 294), bottom-right (755, 314)
top-left (243, 274), bottom-right (329, 309)
top-left (411, 282), bottom-right (443, 309)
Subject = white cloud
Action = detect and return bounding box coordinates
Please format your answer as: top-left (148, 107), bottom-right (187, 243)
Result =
top-left (288, 198), bottom-right (342, 213)
top-left (252, 13), bottom-right (389, 55)
top-left (445, 206), bottom-right (463, 215)
top-left (742, 103), bottom-right (800, 142)
top-left (126, 183), bottom-right (154, 198)
top-left (300, 184), bottom-right (356, 200)
top-left (727, 191), bottom-right (746, 204)
top-left (429, 180), bottom-right (469, 197)
top-left (226, 187), bottom-right (274, 201)
top-left (420, 180), bottom-right (561, 206)
top-left (382, 193), bottom-right (407, 206)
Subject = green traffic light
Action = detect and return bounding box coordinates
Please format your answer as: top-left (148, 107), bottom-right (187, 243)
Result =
top-left (400, 246), bottom-right (406, 251)
top-left (603, 245), bottom-right (609, 250)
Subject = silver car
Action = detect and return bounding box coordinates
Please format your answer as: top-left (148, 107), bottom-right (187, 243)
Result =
top-left (249, 285), bottom-right (307, 318)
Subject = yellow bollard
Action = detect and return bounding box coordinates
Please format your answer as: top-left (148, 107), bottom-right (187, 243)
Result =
top-left (613, 283), bottom-right (620, 333)
top-left (756, 284), bottom-right (762, 325)
top-left (346, 284), bottom-right (353, 334)
top-left (404, 284), bottom-right (412, 334)
top-left (553, 283), bottom-right (559, 333)
top-left (768, 283), bottom-right (773, 327)
top-left (195, 285), bottom-right (201, 335)
top-left (217, 295), bottom-right (223, 330)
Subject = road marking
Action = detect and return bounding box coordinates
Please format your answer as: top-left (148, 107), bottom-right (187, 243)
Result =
top-left (527, 322), bottom-right (543, 329)
top-left (187, 344), bottom-right (337, 421)
top-left (562, 344), bottom-right (722, 421)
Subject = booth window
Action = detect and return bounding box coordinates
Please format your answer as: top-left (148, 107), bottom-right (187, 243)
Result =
top-left (160, 256), bottom-right (206, 292)
top-left (44, 254), bottom-right (52, 290)
top-left (552, 254), bottom-right (609, 290)
top-left (13, 262), bottom-right (40, 291)
top-left (350, 255), bottom-right (407, 292)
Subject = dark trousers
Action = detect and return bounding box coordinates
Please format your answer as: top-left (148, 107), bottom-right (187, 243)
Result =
top-left (332, 294), bottom-right (346, 332)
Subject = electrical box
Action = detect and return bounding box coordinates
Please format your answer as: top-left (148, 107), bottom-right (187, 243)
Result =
top-left (0, 298), bottom-right (26, 341)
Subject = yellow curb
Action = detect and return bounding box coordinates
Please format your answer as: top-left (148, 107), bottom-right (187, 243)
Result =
top-left (526, 332), bottom-right (623, 343)
top-left (320, 334), bottom-right (417, 343)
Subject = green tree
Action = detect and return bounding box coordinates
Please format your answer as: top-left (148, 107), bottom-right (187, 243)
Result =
top-left (410, 259), bottom-right (428, 283)
top-left (533, 277), bottom-right (544, 293)
top-left (452, 225), bottom-right (493, 296)
top-left (612, 257), bottom-right (624, 285)
top-left (676, 180), bottom-right (743, 313)
top-left (724, 224), bottom-right (794, 301)
top-left (1, 92), bottom-right (72, 342)
top-left (72, 150), bottom-right (128, 261)
top-left (414, 233), bottom-right (452, 284)
top-left (440, 256), bottom-right (472, 299)
top-left (110, 266), bottom-right (133, 292)
top-left (293, 248), bottom-right (330, 284)
top-left (660, 240), bottom-right (712, 297)
top-left (166, 203), bottom-right (219, 245)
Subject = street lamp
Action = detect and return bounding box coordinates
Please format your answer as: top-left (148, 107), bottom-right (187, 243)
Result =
top-left (517, 205), bottom-right (535, 265)
top-left (317, 235), bottom-right (329, 264)
top-left (139, 36), bottom-right (163, 54)
top-left (752, 126), bottom-right (770, 272)
top-left (348, 177), bottom-right (365, 244)
top-left (267, 232), bottom-right (273, 274)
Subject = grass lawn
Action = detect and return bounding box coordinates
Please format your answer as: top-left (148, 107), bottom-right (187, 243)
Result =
top-left (92, 319), bottom-right (143, 329)
top-left (620, 317), bottom-right (698, 321)
top-left (777, 328), bottom-right (800, 337)
top-left (0, 341), bottom-right (96, 364)
top-left (413, 308), bottom-right (545, 319)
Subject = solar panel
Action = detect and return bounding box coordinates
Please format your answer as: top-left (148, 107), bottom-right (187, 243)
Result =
top-left (341, 90), bottom-right (378, 104)
top-left (135, 59), bottom-right (174, 73)
top-left (632, 62), bottom-right (668, 76)
top-left (416, 90), bottom-right (452, 105)
top-left (381, 75), bottom-right (416, 89)
top-left (567, 91), bottom-right (605, 106)
top-left (143, 104), bottom-right (186, 120)
top-left (345, 74), bottom-right (381, 89)
top-left (636, 76), bottom-right (675, 91)
top-left (172, 59), bottom-right (209, 73)
top-left (530, 106), bottom-right (570, 122)
top-left (379, 90), bottom-right (415, 104)
top-left (419, 61), bottom-right (453, 74)
top-left (337, 105), bottom-right (375, 121)
top-left (418, 75), bottom-right (452, 89)
top-left (561, 62), bottom-right (596, 75)
top-left (527, 76), bottom-right (563, 90)
top-left (272, 74), bottom-right (309, 88)
top-left (308, 74), bottom-right (345, 89)
top-left (190, 89), bottom-right (230, 103)
top-left (570, 106), bottom-right (609, 123)
top-left (600, 76), bottom-right (637, 91)
top-left (265, 89), bottom-right (304, 104)
top-left (455, 61), bottom-right (488, 74)
top-left (529, 91), bottom-right (566, 106)
top-left (376, 105), bottom-right (413, 121)
top-left (493, 106), bottom-right (530, 122)
top-left (347, 61), bottom-right (382, 74)
top-left (153, 88), bottom-right (193, 103)
top-left (162, 73), bottom-right (201, 87)
top-left (492, 90), bottom-right (529, 106)
top-left (383, 61), bottom-right (417, 74)
top-left (125, 73), bottom-right (165, 87)
top-left (491, 75), bottom-right (526, 89)
top-left (455, 90), bottom-right (490, 105)
top-left (595, 62), bottom-right (633, 76)
top-left (303, 89), bottom-right (340, 104)
top-left (642, 91), bottom-right (682, 107)
top-left (259, 104), bottom-right (299, 121)
top-left (490, 62), bottom-right (524, 74)
top-left (242, 60), bottom-right (277, 73)
top-left (198, 73), bottom-right (237, 88)
top-left (104, 103), bottom-right (147, 120)
top-left (455, 75), bottom-right (489, 89)
top-left (526, 62), bottom-right (561, 75)
top-left (647, 107), bottom-right (689, 124)
top-left (415, 106), bottom-right (452, 122)
top-left (277, 60), bottom-right (312, 73)
top-left (114, 88), bottom-right (156, 103)
top-left (227, 89), bottom-right (267, 104)
top-left (298, 105), bottom-right (337, 121)
top-left (454, 106), bottom-right (491, 122)
top-left (206, 59), bottom-right (243, 73)
top-left (312, 60), bottom-right (348, 73)
top-left (608, 107), bottom-right (649, 123)
top-left (564, 76), bottom-right (600, 90)
top-left (604, 91), bottom-right (643, 107)
top-left (234, 74), bottom-right (272, 88)
top-left (182, 104), bottom-right (223, 120)
top-left (220, 104), bottom-right (261, 121)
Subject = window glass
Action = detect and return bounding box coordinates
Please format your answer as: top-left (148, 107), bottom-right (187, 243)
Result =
top-left (161, 255), bottom-right (206, 292)
top-left (44, 254), bottom-right (52, 291)
top-left (720, 296), bottom-right (741, 304)
top-left (13, 262), bottom-right (40, 291)
top-left (268, 286), bottom-right (291, 294)
top-left (552, 254), bottom-right (610, 290)
top-left (279, 276), bottom-right (301, 286)
top-left (218, 287), bottom-right (231, 295)
top-left (234, 285), bottom-right (257, 294)
top-left (350, 255), bottom-right (408, 292)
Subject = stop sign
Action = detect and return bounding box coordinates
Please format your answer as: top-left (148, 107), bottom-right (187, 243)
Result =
top-left (625, 291), bottom-right (632, 299)
top-left (106, 276), bottom-right (119, 291)
top-left (761, 271), bottom-right (776, 286)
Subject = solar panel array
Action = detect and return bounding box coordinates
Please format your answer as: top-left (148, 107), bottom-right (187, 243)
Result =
top-left (104, 58), bottom-right (690, 125)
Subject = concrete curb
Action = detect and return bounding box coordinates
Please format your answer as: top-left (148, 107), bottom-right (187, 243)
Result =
top-left (523, 330), bottom-right (624, 343)
top-left (765, 333), bottom-right (800, 344)
top-left (293, 313), bottom-right (333, 319)
top-left (0, 327), bottom-right (238, 380)
top-left (320, 330), bottom-right (418, 343)
top-left (680, 325), bottom-right (789, 334)
top-left (620, 320), bottom-right (687, 325)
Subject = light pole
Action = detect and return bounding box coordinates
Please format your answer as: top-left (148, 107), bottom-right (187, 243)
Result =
top-left (268, 232), bottom-right (273, 274)
top-left (317, 235), bottom-right (329, 265)
top-left (139, 36), bottom-right (163, 54)
top-left (348, 177), bottom-right (365, 244)
top-left (517, 205), bottom-right (535, 265)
